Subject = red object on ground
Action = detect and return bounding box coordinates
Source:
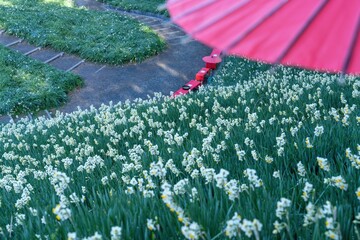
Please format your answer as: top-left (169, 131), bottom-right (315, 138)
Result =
top-left (167, 0), bottom-right (360, 75)
top-left (195, 67), bottom-right (211, 81)
top-left (210, 49), bottom-right (222, 58)
top-left (173, 79), bottom-right (203, 97)
top-left (202, 55), bottom-right (222, 69)
top-left (203, 49), bottom-right (222, 69)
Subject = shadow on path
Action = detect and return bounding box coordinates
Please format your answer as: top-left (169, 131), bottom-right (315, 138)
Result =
top-left (61, 40), bottom-right (210, 112)
top-left (57, 0), bottom-right (211, 113)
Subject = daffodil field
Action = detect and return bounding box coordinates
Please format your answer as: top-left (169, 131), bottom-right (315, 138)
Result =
top-left (0, 57), bottom-right (360, 239)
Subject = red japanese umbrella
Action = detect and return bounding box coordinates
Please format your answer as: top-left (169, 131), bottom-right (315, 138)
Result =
top-left (167, 0), bottom-right (360, 75)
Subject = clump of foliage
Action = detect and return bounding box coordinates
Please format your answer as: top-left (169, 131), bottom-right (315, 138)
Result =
top-left (99, 0), bottom-right (168, 17)
top-left (0, 45), bottom-right (83, 115)
top-left (0, 0), bottom-right (166, 64)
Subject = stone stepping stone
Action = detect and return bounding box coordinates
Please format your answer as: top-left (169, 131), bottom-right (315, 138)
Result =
top-left (9, 41), bottom-right (39, 55)
top-left (28, 48), bottom-right (63, 63)
top-left (145, 21), bottom-right (166, 28)
top-left (49, 54), bottom-right (84, 72)
top-left (167, 37), bottom-right (194, 46)
top-left (159, 30), bottom-right (185, 38)
top-left (71, 61), bottom-right (103, 76)
top-left (140, 18), bottom-right (163, 25)
top-left (149, 24), bottom-right (172, 31)
top-left (0, 33), bottom-right (20, 46)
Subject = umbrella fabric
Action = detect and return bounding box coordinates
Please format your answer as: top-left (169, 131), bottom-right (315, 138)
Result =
top-left (167, 0), bottom-right (360, 74)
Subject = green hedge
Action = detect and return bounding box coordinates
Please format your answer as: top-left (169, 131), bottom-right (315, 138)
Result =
top-left (0, 0), bottom-right (166, 64)
top-left (99, 0), bottom-right (168, 17)
top-left (0, 45), bottom-right (83, 114)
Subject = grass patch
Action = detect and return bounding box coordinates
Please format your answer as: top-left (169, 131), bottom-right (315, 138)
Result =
top-left (211, 56), bottom-right (272, 86)
top-left (0, 45), bottom-right (83, 115)
top-left (0, 57), bottom-right (359, 239)
top-left (99, 0), bottom-right (168, 17)
top-left (0, 0), bottom-right (166, 64)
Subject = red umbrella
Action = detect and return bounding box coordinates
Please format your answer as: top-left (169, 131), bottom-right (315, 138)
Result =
top-left (167, 0), bottom-right (360, 75)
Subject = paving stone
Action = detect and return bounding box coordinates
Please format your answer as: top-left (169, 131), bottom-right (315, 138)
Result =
top-left (28, 48), bottom-right (63, 63)
top-left (161, 31), bottom-right (186, 39)
top-left (0, 33), bottom-right (20, 45)
top-left (140, 19), bottom-right (160, 25)
top-left (49, 54), bottom-right (84, 71)
top-left (72, 62), bottom-right (103, 76)
top-left (9, 41), bottom-right (38, 54)
top-left (133, 15), bottom-right (148, 21)
top-left (167, 38), bottom-right (195, 46)
top-left (150, 25), bottom-right (172, 31)
top-left (146, 21), bottom-right (164, 28)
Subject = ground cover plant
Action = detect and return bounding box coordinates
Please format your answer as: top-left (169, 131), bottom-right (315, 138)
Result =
top-left (0, 45), bottom-right (82, 115)
top-left (0, 57), bottom-right (360, 239)
top-left (99, 0), bottom-right (168, 17)
top-left (0, 0), bottom-right (166, 64)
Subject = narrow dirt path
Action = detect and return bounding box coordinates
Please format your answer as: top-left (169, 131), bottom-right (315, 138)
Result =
top-left (0, 0), bottom-right (210, 122)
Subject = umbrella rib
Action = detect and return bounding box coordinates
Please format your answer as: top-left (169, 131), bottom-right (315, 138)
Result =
top-left (171, 0), bottom-right (218, 22)
top-left (223, 0), bottom-right (288, 54)
top-left (275, 0), bottom-right (329, 64)
top-left (342, 14), bottom-right (360, 73)
top-left (189, 0), bottom-right (251, 35)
